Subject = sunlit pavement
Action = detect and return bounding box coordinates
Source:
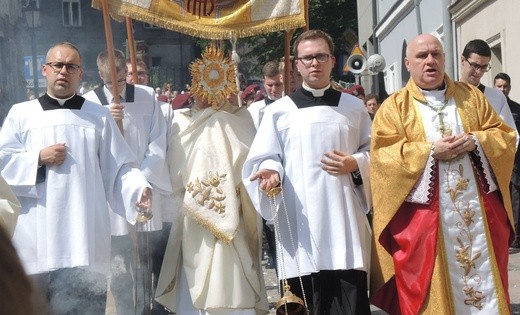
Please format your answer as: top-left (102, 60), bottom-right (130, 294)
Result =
top-left (510, 248), bottom-right (520, 314)
top-left (104, 249), bottom-right (520, 314)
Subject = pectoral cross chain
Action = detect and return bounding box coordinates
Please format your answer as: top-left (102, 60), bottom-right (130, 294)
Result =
top-left (424, 100), bottom-right (450, 136)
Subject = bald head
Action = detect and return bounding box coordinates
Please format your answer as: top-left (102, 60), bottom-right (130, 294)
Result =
top-left (405, 34), bottom-right (445, 90)
top-left (43, 42), bottom-right (83, 98)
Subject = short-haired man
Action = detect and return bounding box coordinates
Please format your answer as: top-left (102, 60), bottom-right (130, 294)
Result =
top-left (494, 72), bottom-right (520, 110)
top-left (243, 30), bottom-right (372, 314)
top-left (371, 34), bottom-right (515, 314)
top-left (460, 39), bottom-right (517, 135)
top-left (246, 61), bottom-right (285, 272)
top-left (247, 60), bottom-right (285, 129)
top-left (126, 58), bottom-right (149, 85)
top-left (84, 49), bottom-right (171, 314)
top-left (0, 42), bottom-right (152, 313)
top-left (495, 72), bottom-right (520, 249)
top-left (364, 93), bottom-right (380, 120)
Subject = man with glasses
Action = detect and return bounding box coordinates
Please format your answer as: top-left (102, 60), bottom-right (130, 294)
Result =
top-left (84, 49), bottom-right (171, 314)
top-left (0, 42), bottom-right (152, 313)
top-left (243, 30), bottom-right (372, 314)
top-left (460, 39), bottom-right (517, 135)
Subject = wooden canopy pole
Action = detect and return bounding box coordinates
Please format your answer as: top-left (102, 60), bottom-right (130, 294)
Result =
top-left (283, 0), bottom-right (308, 95)
top-left (100, 0), bottom-right (124, 134)
top-left (126, 17), bottom-right (138, 84)
top-left (284, 30), bottom-right (294, 95)
top-left (304, 0), bottom-right (309, 31)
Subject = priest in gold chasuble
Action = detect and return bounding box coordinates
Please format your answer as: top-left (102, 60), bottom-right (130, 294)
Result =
top-left (370, 34), bottom-right (516, 315)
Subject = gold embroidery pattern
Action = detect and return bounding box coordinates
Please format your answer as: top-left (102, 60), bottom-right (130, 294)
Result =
top-left (186, 171), bottom-right (227, 214)
top-left (445, 162), bottom-right (484, 310)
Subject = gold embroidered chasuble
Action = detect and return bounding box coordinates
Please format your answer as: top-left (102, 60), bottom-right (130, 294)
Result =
top-left (370, 75), bottom-right (516, 314)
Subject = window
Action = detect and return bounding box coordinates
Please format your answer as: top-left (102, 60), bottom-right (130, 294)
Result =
top-left (384, 63), bottom-right (397, 94)
top-left (62, 0), bottom-right (81, 27)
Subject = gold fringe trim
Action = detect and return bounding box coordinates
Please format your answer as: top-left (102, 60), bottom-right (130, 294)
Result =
top-left (92, 0), bottom-right (306, 39)
top-left (183, 203), bottom-right (238, 245)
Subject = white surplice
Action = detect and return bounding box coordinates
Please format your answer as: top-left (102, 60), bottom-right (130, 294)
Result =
top-left (84, 84), bottom-right (172, 233)
top-left (0, 98), bottom-right (150, 275)
top-left (247, 99), bottom-right (267, 130)
top-left (242, 92), bottom-right (372, 280)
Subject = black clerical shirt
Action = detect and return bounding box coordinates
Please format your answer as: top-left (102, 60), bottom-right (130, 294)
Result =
top-left (39, 93), bottom-right (85, 111)
top-left (289, 87), bottom-right (342, 108)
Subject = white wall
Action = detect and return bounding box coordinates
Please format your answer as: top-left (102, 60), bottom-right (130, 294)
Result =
top-left (453, 0), bottom-right (520, 101)
top-left (359, 0), bottom-right (445, 93)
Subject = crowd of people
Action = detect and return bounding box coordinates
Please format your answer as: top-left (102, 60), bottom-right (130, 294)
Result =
top-left (0, 29), bottom-right (519, 315)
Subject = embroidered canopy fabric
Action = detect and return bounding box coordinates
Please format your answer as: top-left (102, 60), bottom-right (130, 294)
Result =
top-left (92, 0), bottom-right (306, 39)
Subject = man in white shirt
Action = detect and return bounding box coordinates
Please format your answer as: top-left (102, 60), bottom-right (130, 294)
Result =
top-left (243, 30), bottom-right (372, 315)
top-left (459, 39), bottom-right (517, 136)
top-left (247, 60), bottom-right (285, 129)
top-left (84, 49), bottom-right (171, 314)
top-left (0, 42), bottom-right (152, 314)
top-left (126, 58), bottom-right (150, 86)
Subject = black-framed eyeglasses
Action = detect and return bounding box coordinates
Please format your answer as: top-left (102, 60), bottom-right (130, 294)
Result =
top-left (46, 62), bottom-right (81, 74)
top-left (297, 53), bottom-right (332, 65)
top-left (104, 79), bottom-right (127, 87)
top-left (464, 57), bottom-right (491, 72)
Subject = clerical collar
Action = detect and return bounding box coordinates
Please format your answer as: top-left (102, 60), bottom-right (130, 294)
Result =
top-left (302, 83), bottom-right (331, 97)
top-left (46, 93), bottom-right (76, 106)
top-left (39, 93), bottom-right (85, 111)
top-left (289, 84), bottom-right (341, 108)
top-left (265, 97), bottom-right (276, 105)
top-left (477, 83), bottom-right (486, 93)
top-left (420, 85), bottom-right (447, 105)
top-left (264, 91), bottom-right (285, 105)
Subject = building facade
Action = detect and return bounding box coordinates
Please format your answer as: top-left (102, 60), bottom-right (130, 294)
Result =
top-left (357, 0), bottom-right (520, 102)
top-left (0, 0), bottom-right (27, 123)
top-left (19, 0), bottom-right (196, 97)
